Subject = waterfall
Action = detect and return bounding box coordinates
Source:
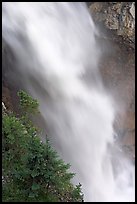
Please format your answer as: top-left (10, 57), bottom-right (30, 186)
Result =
top-left (2, 2), bottom-right (135, 202)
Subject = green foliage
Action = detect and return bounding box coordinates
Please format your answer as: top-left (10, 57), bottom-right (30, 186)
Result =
top-left (2, 90), bottom-right (83, 202)
top-left (17, 90), bottom-right (39, 115)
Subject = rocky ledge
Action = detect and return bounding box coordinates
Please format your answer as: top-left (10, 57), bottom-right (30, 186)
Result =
top-left (89, 2), bottom-right (135, 49)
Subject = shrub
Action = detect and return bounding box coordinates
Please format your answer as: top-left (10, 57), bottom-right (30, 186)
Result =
top-left (2, 90), bottom-right (83, 202)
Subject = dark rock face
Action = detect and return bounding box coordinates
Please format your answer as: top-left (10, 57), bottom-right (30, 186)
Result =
top-left (89, 2), bottom-right (135, 48)
top-left (2, 40), bottom-right (23, 113)
top-left (87, 2), bottom-right (135, 159)
top-left (100, 41), bottom-right (135, 159)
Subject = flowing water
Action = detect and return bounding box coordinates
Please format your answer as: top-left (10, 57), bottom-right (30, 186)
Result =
top-left (2, 2), bottom-right (135, 202)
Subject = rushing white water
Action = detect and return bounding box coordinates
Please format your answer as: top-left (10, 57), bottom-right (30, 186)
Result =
top-left (2, 2), bottom-right (135, 202)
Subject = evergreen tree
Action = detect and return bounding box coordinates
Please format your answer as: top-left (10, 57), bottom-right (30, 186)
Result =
top-left (2, 90), bottom-right (83, 202)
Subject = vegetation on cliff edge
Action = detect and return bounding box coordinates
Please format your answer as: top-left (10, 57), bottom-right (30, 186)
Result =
top-left (2, 90), bottom-right (83, 202)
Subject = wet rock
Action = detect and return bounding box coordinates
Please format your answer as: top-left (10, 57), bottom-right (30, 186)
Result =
top-left (2, 102), bottom-right (6, 110)
top-left (99, 37), bottom-right (135, 158)
top-left (89, 2), bottom-right (135, 48)
top-left (2, 86), bottom-right (13, 111)
top-left (129, 2), bottom-right (135, 19)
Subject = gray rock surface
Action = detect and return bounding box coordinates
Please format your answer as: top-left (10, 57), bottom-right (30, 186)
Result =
top-left (89, 2), bottom-right (135, 48)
